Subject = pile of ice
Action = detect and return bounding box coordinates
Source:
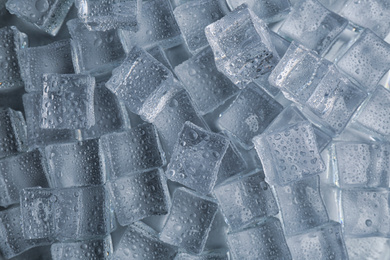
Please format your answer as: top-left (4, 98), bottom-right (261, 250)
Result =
top-left (0, 0), bottom-right (390, 259)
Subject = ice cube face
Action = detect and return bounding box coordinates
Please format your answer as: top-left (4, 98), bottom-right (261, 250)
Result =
top-left (216, 143), bottom-right (247, 185)
top-left (75, 0), bottom-right (137, 31)
top-left (17, 39), bottom-right (74, 93)
top-left (159, 187), bottom-right (218, 254)
top-left (21, 185), bottom-right (112, 241)
top-left (205, 6), bottom-right (280, 88)
top-left (227, 217), bottom-right (292, 260)
top-left (41, 74), bottom-right (96, 130)
top-left (147, 45), bottom-right (174, 72)
top-left (353, 86), bottom-right (390, 138)
top-left (100, 123), bottom-right (166, 179)
top-left (67, 19), bottom-right (125, 75)
top-left (175, 47), bottom-right (239, 115)
top-left (218, 84), bottom-right (283, 148)
top-left (0, 108), bottom-right (27, 159)
top-left (253, 121), bottom-right (326, 186)
top-left (341, 189), bottom-right (390, 237)
top-left (51, 235), bottom-right (113, 260)
top-left (23, 92), bottom-right (76, 148)
top-left (5, 0), bottom-right (73, 36)
top-left (114, 222), bottom-right (177, 260)
top-left (213, 171), bottom-right (278, 231)
top-left (337, 29), bottom-right (390, 92)
top-left (332, 142), bottom-right (390, 188)
top-left (0, 26), bottom-right (28, 92)
top-left (173, 0), bottom-right (224, 54)
top-left (278, 0), bottom-right (348, 54)
top-left (174, 251), bottom-right (229, 260)
top-left (275, 175), bottom-right (329, 236)
top-left (340, 0), bottom-right (390, 39)
top-left (0, 150), bottom-right (48, 207)
top-left (166, 121), bottom-right (229, 194)
top-left (225, 0), bottom-right (291, 23)
top-left (118, 0), bottom-right (181, 50)
top-left (109, 169), bottom-right (170, 226)
top-left (45, 139), bottom-right (105, 188)
top-left (287, 222), bottom-right (348, 260)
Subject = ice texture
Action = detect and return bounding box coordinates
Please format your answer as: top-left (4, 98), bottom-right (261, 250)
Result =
top-left (215, 143), bottom-right (247, 185)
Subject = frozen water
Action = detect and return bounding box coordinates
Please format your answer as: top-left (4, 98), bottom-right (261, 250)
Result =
top-left (40, 73), bottom-right (95, 130)
top-left (6, 0), bottom-right (73, 36)
top-left (218, 83), bottom-right (283, 148)
top-left (213, 170), bottom-right (278, 231)
top-left (23, 92), bottom-right (76, 148)
top-left (100, 123), bottom-right (166, 178)
top-left (205, 5), bottom-right (280, 88)
top-left (67, 19), bottom-right (125, 75)
top-left (17, 39), bottom-right (74, 92)
top-left (225, 0), bottom-right (291, 23)
top-left (253, 121), bottom-right (325, 186)
top-left (275, 175), bottom-right (329, 236)
top-left (45, 139), bottom-right (105, 188)
top-left (341, 188), bottom-right (390, 237)
top-left (147, 45), bottom-right (174, 73)
top-left (173, 0), bottom-right (224, 54)
top-left (0, 107), bottom-right (27, 159)
top-left (75, 0), bottom-right (137, 31)
top-left (0, 26), bottom-right (28, 92)
top-left (227, 217), bottom-right (292, 260)
top-left (287, 221), bottom-right (349, 259)
top-left (159, 187), bottom-right (218, 254)
top-left (109, 169), bottom-right (170, 226)
top-left (51, 235), bottom-right (113, 260)
top-left (278, 0), bottom-right (348, 54)
top-left (332, 142), bottom-right (390, 188)
top-left (166, 121), bottom-right (229, 194)
top-left (174, 250), bottom-right (229, 260)
top-left (215, 143), bottom-right (247, 185)
top-left (21, 185), bottom-right (113, 241)
top-left (114, 222), bottom-right (177, 260)
top-left (337, 29), bottom-right (390, 92)
top-left (0, 149), bottom-right (48, 207)
top-left (175, 47), bottom-right (239, 115)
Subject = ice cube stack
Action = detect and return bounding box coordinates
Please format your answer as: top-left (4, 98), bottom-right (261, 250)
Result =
top-left (1, 0), bottom-right (390, 259)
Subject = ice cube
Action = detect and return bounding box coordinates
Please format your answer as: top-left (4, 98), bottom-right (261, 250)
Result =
top-left (175, 46), bottom-right (239, 115)
top-left (213, 170), bottom-right (278, 231)
top-left (147, 45), bottom-right (174, 73)
top-left (159, 187), bottom-right (218, 254)
top-left (174, 250), bottom-right (229, 260)
top-left (40, 73), bottom-right (95, 130)
top-left (17, 39), bottom-right (74, 93)
top-left (109, 169), bottom-right (170, 226)
top-left (205, 5), bottom-right (280, 88)
top-left (166, 121), bottom-right (229, 194)
top-left (215, 143), bottom-right (247, 185)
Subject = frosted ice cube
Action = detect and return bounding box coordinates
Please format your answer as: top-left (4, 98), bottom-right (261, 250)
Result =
top-left (337, 29), bottom-right (390, 92)
top-left (287, 221), bottom-right (349, 259)
top-left (40, 73), bottom-right (95, 130)
top-left (0, 149), bottom-right (48, 207)
top-left (173, 0), bottom-right (224, 54)
top-left (114, 222), bottom-right (177, 260)
top-left (166, 121), bottom-right (229, 194)
top-left (275, 175), bottom-right (329, 236)
top-left (227, 217), bottom-right (292, 260)
top-left (253, 121), bottom-right (326, 186)
top-left (175, 46), bottom-right (239, 115)
top-left (51, 235), bottom-right (113, 260)
top-left (6, 0), bottom-right (73, 36)
top-left (205, 5), bottom-right (280, 88)
top-left (278, 0), bottom-right (348, 54)
top-left (109, 169), bottom-right (170, 226)
top-left (67, 19), bottom-right (125, 75)
top-left (17, 39), bottom-right (74, 92)
top-left (75, 0), bottom-right (137, 31)
top-left (218, 83), bottom-right (283, 148)
top-left (213, 170), bottom-right (278, 231)
top-left (0, 107), bottom-right (27, 159)
top-left (159, 187), bottom-right (218, 254)
top-left (100, 123), bottom-right (166, 178)
top-left (0, 26), bottom-right (28, 92)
